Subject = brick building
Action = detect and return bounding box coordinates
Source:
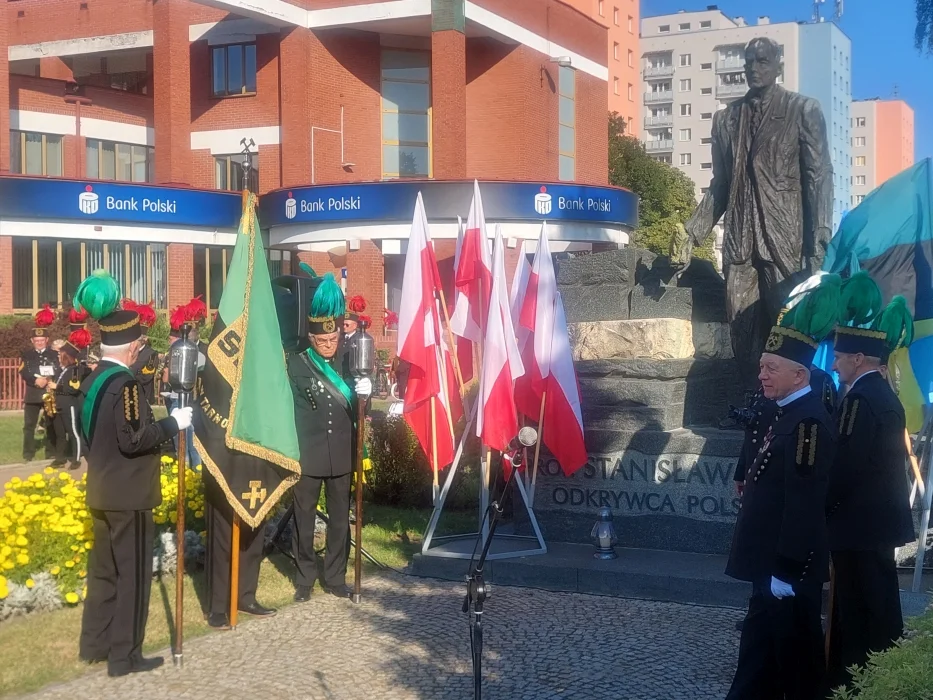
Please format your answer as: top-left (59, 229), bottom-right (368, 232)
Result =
top-left (0, 0), bottom-right (635, 340)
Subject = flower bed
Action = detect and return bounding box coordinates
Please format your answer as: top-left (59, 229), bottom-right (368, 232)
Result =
top-left (0, 457), bottom-right (204, 621)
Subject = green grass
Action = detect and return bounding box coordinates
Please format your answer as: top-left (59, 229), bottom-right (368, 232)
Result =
top-left (0, 414), bottom-right (47, 466)
top-left (0, 504), bottom-right (471, 698)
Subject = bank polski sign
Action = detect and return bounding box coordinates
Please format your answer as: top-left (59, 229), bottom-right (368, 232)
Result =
top-left (0, 176), bottom-right (241, 228)
top-left (261, 180), bottom-right (638, 229)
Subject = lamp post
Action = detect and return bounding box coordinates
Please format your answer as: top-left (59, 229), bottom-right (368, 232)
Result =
top-left (239, 137), bottom-right (256, 193)
top-left (349, 318), bottom-right (375, 605)
top-left (64, 82), bottom-right (92, 178)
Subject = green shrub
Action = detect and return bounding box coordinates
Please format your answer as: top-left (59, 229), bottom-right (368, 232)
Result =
top-left (831, 606), bottom-right (933, 699)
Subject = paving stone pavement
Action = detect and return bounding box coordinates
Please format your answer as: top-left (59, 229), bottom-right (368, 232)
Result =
top-left (25, 574), bottom-right (743, 700)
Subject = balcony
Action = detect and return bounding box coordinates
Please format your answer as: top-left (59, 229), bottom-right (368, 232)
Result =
top-left (716, 59), bottom-right (745, 73)
top-left (645, 115), bottom-right (674, 127)
top-left (645, 139), bottom-right (674, 152)
top-left (644, 65), bottom-right (675, 78)
top-left (644, 90), bottom-right (674, 104)
top-left (716, 83), bottom-right (747, 99)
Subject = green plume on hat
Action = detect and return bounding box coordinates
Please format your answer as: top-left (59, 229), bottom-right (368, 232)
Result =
top-left (781, 273), bottom-right (841, 340)
top-left (298, 262), bottom-right (318, 278)
top-left (310, 273), bottom-right (345, 318)
top-left (839, 271), bottom-right (882, 327)
top-left (872, 295), bottom-right (914, 350)
top-left (74, 269), bottom-right (121, 320)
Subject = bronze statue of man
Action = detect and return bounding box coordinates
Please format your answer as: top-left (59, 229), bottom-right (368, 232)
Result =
top-left (678, 37), bottom-right (833, 387)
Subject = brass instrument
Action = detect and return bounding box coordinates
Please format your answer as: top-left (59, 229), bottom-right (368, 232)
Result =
top-left (42, 387), bottom-right (57, 419)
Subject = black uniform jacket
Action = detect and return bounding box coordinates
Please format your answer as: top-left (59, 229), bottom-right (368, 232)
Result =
top-left (130, 345), bottom-right (160, 406)
top-left (726, 389), bottom-right (835, 586)
top-left (78, 360), bottom-right (179, 511)
top-left (827, 371), bottom-right (915, 551)
top-left (287, 350), bottom-right (356, 478)
top-left (54, 363), bottom-right (92, 413)
top-left (20, 347), bottom-right (61, 405)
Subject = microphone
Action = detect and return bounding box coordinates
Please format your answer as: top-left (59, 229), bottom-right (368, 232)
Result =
top-left (503, 427), bottom-right (538, 468)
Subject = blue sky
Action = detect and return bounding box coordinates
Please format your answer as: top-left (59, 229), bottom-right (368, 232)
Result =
top-left (641, 0), bottom-right (932, 162)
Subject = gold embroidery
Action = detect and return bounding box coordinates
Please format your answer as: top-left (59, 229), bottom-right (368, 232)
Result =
top-left (241, 481), bottom-right (268, 509)
top-left (835, 326), bottom-right (886, 340)
top-left (765, 333), bottom-right (783, 352)
top-left (99, 316), bottom-right (139, 332)
top-left (796, 424), bottom-right (806, 464)
top-left (18, 362), bottom-right (24, 372)
top-left (123, 386), bottom-right (132, 420)
top-left (132, 384), bottom-right (140, 420)
top-left (309, 316), bottom-right (337, 333)
top-left (838, 399), bottom-right (849, 435)
top-left (808, 424), bottom-right (817, 466)
top-left (766, 326), bottom-right (819, 351)
top-left (846, 399), bottom-right (859, 436)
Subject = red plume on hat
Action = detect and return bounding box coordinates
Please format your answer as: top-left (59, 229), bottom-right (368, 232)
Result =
top-left (68, 308), bottom-right (89, 325)
top-left (185, 296), bottom-right (207, 324)
top-left (169, 304), bottom-right (188, 332)
top-left (135, 301), bottom-right (157, 328)
top-left (121, 298), bottom-right (138, 312)
top-left (347, 295), bottom-right (367, 313)
top-left (384, 308), bottom-right (398, 329)
top-left (68, 327), bottom-right (92, 349)
top-left (34, 304), bottom-right (55, 327)
top-left (358, 313), bottom-right (372, 327)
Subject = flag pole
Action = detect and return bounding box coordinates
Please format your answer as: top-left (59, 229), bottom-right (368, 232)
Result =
top-left (529, 390), bottom-right (547, 506)
top-left (353, 396), bottom-right (365, 604)
top-left (173, 429), bottom-right (187, 668)
top-left (435, 284), bottom-right (466, 394)
top-left (229, 515), bottom-right (240, 629)
top-left (430, 396), bottom-right (439, 504)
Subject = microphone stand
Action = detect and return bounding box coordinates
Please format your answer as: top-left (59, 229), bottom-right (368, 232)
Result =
top-left (462, 453), bottom-right (521, 700)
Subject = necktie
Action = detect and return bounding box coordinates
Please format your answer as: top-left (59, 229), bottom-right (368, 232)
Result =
top-left (750, 98), bottom-right (763, 135)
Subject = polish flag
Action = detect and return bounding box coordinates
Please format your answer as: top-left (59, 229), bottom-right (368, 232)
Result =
top-left (397, 193), bottom-right (459, 472)
top-left (450, 180), bottom-right (491, 344)
top-left (452, 217), bottom-right (474, 384)
top-left (542, 292), bottom-right (588, 475)
top-left (509, 240), bottom-right (531, 348)
top-left (477, 226), bottom-right (525, 451)
top-left (514, 223), bottom-right (557, 422)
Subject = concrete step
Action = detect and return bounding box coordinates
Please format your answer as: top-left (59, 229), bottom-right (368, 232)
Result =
top-left (578, 377), bottom-right (686, 408)
top-left (581, 402), bottom-right (685, 432)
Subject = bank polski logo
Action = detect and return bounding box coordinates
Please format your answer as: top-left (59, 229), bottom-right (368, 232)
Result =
top-left (285, 191), bottom-right (297, 220)
top-left (534, 186), bottom-right (552, 216)
top-left (78, 185), bottom-right (99, 215)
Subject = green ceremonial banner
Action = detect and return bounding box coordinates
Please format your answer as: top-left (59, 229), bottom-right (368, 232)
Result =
top-left (193, 192), bottom-right (301, 527)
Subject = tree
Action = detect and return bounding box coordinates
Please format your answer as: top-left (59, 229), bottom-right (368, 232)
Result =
top-left (608, 113), bottom-right (716, 266)
top-left (918, 0), bottom-right (933, 53)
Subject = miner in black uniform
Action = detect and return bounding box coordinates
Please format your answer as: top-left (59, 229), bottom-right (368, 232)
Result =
top-left (725, 275), bottom-right (840, 700)
top-left (127, 301), bottom-right (160, 406)
top-left (825, 286), bottom-right (916, 691)
top-left (48, 341), bottom-right (92, 469)
top-left (19, 314), bottom-right (60, 462)
top-left (287, 274), bottom-right (372, 602)
top-left (73, 270), bottom-right (192, 677)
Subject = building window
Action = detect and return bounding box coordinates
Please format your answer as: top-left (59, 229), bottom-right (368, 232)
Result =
top-left (628, 50), bottom-right (634, 68)
top-left (211, 42), bottom-right (257, 97)
top-left (679, 128), bottom-right (691, 142)
top-left (614, 43), bottom-right (620, 60)
top-left (628, 15), bottom-right (634, 33)
top-left (700, 20), bottom-right (712, 28)
top-left (214, 154), bottom-right (259, 192)
top-left (680, 54), bottom-right (691, 67)
top-left (194, 246), bottom-right (233, 311)
top-left (701, 112), bottom-right (712, 120)
top-left (10, 131), bottom-right (63, 176)
top-left (854, 136), bottom-right (866, 147)
top-left (598, 0), bottom-right (604, 16)
top-left (855, 117), bottom-right (866, 128)
top-left (86, 139), bottom-right (154, 183)
top-left (701, 137), bottom-right (712, 144)
top-left (613, 77), bottom-right (619, 95)
top-left (855, 175), bottom-right (866, 185)
top-left (628, 83), bottom-right (634, 101)
top-left (680, 103), bottom-right (692, 116)
top-left (614, 7), bottom-right (619, 25)
top-left (268, 249), bottom-right (292, 279)
top-left (855, 156), bottom-right (866, 167)
top-left (680, 153), bottom-right (691, 166)
top-left (701, 162), bottom-right (712, 170)
top-left (700, 62), bottom-right (712, 71)
top-left (679, 78), bottom-right (691, 92)
top-left (381, 50), bottom-right (431, 179)
top-left (12, 239), bottom-right (166, 312)
top-left (659, 24), bottom-right (670, 33)
top-left (701, 87), bottom-right (712, 95)
top-left (558, 65), bottom-right (575, 182)
top-left (854, 195), bottom-right (865, 205)
top-left (679, 22), bottom-right (691, 31)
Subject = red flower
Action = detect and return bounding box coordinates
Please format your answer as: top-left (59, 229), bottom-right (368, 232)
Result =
top-left (185, 296), bottom-right (207, 323)
top-left (68, 328), bottom-right (92, 349)
top-left (348, 295), bottom-right (367, 313)
top-left (169, 305), bottom-right (188, 332)
top-left (135, 302), bottom-right (157, 328)
top-left (68, 308), bottom-right (89, 324)
top-left (384, 309), bottom-right (399, 328)
top-left (121, 298), bottom-right (138, 311)
top-left (358, 313), bottom-right (372, 328)
top-left (35, 304), bottom-right (56, 327)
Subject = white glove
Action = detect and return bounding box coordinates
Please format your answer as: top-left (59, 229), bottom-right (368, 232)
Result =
top-left (770, 576), bottom-right (796, 599)
top-left (355, 377), bottom-right (373, 397)
top-left (171, 407), bottom-right (193, 432)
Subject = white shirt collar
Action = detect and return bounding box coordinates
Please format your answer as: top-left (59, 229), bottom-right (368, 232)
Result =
top-left (777, 384), bottom-right (812, 407)
top-left (102, 357), bottom-right (129, 369)
top-left (849, 369), bottom-right (880, 390)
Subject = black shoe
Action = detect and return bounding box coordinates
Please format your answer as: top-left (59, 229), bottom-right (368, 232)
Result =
top-left (206, 613), bottom-right (231, 630)
top-left (22, 456), bottom-right (34, 463)
top-left (49, 460), bottom-right (67, 468)
top-left (322, 584), bottom-right (353, 599)
top-left (238, 601), bottom-right (277, 617)
top-left (107, 655), bottom-right (164, 677)
top-left (79, 653), bottom-right (107, 665)
top-left (294, 585), bottom-right (313, 603)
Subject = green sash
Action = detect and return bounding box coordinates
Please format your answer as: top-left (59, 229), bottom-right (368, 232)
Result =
top-left (81, 365), bottom-right (132, 443)
top-left (304, 348), bottom-right (354, 405)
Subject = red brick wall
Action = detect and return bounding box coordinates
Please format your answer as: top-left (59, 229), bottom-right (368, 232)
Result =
top-left (0, 9), bottom-right (9, 173)
top-left (345, 241), bottom-right (384, 337)
top-left (11, 76), bottom-right (152, 125)
top-left (0, 237), bottom-right (12, 314)
top-left (167, 243), bottom-right (194, 309)
top-left (39, 58), bottom-right (73, 82)
top-left (7, 0), bottom-right (152, 44)
top-left (152, 0), bottom-right (190, 185)
top-left (576, 71), bottom-right (609, 185)
top-left (279, 28), bottom-right (313, 188)
top-left (431, 31), bottom-right (466, 179)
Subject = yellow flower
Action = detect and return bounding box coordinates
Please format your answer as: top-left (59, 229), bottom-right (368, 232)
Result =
top-left (2, 561), bottom-right (13, 571)
top-left (195, 511), bottom-right (204, 518)
top-left (65, 592), bottom-right (79, 604)
top-left (15, 536), bottom-right (27, 547)
top-left (16, 553), bottom-right (29, 565)
top-left (65, 561), bottom-right (75, 568)
top-left (78, 570), bottom-right (87, 578)
top-left (43, 466), bottom-right (54, 475)
top-left (84, 541), bottom-right (92, 550)
top-left (25, 578), bottom-right (34, 588)
top-left (70, 545), bottom-right (79, 552)
top-left (82, 585), bottom-right (87, 599)
top-left (50, 566), bottom-right (61, 575)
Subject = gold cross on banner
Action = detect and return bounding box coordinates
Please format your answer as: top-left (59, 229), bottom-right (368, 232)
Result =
top-left (241, 481), bottom-right (267, 510)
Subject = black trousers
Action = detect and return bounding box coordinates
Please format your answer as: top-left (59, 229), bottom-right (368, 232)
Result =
top-left (727, 584), bottom-right (825, 700)
top-left (292, 472), bottom-right (352, 589)
top-left (204, 476), bottom-right (265, 615)
top-left (22, 403), bottom-right (45, 460)
top-left (51, 408), bottom-right (77, 464)
top-left (826, 549), bottom-right (904, 691)
top-left (80, 509), bottom-right (154, 668)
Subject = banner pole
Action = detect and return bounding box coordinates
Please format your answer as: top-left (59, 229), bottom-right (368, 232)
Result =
top-left (529, 390), bottom-right (547, 506)
top-left (229, 515), bottom-right (240, 629)
top-left (431, 396), bottom-right (439, 505)
top-left (173, 429), bottom-right (187, 668)
top-left (435, 285), bottom-right (466, 394)
top-left (353, 398), bottom-right (365, 604)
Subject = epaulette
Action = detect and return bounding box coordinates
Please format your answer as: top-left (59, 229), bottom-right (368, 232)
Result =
top-left (795, 418), bottom-right (820, 472)
top-left (122, 380), bottom-right (141, 430)
top-left (837, 396), bottom-right (860, 436)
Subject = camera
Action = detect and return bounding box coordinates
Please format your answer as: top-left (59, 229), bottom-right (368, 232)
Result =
top-left (728, 389), bottom-right (763, 430)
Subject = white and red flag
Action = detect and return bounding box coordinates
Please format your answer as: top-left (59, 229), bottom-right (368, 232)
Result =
top-left (542, 292), bottom-right (588, 475)
top-left (452, 216), bottom-right (474, 384)
top-left (514, 223), bottom-right (557, 422)
top-left (509, 239), bottom-right (531, 348)
top-left (476, 226), bottom-right (525, 451)
top-left (397, 192), bottom-right (461, 472)
top-left (450, 180), bottom-right (491, 344)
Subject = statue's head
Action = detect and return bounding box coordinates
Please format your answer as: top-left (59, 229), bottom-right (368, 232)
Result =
top-left (744, 37), bottom-right (783, 92)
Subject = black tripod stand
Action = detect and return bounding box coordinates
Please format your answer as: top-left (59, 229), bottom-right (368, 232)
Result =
top-left (462, 455), bottom-right (522, 700)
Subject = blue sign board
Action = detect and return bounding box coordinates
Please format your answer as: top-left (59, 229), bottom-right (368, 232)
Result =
top-left (0, 176), bottom-right (242, 229)
top-left (259, 181), bottom-right (638, 229)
